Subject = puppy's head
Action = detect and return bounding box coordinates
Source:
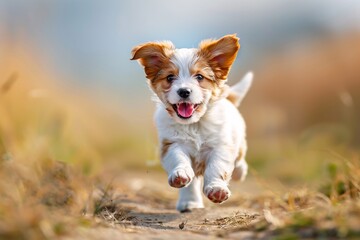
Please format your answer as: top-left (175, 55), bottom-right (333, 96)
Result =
top-left (131, 34), bottom-right (240, 124)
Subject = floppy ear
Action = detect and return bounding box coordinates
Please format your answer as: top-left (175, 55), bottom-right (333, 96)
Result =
top-left (131, 41), bottom-right (175, 80)
top-left (198, 34), bottom-right (240, 80)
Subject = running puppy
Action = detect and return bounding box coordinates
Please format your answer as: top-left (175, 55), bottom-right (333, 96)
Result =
top-left (131, 34), bottom-right (253, 212)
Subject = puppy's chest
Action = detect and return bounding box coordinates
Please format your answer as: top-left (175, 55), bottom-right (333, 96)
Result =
top-left (173, 125), bottom-right (215, 176)
top-left (172, 123), bottom-right (216, 149)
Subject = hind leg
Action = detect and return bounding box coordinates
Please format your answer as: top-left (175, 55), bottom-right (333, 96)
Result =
top-left (176, 177), bottom-right (204, 212)
top-left (232, 142), bottom-right (248, 181)
top-left (232, 158), bottom-right (248, 181)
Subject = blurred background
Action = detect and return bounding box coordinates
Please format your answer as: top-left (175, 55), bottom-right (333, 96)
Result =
top-left (1, 0), bottom-right (360, 183)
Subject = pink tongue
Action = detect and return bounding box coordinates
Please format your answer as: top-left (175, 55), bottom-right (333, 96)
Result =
top-left (178, 103), bottom-right (194, 118)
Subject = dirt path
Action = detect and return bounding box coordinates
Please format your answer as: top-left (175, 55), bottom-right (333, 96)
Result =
top-left (64, 170), bottom-right (269, 240)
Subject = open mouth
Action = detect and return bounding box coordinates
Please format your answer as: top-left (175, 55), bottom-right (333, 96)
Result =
top-left (172, 102), bottom-right (200, 119)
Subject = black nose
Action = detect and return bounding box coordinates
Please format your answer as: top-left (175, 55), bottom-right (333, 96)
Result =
top-left (177, 88), bottom-right (191, 98)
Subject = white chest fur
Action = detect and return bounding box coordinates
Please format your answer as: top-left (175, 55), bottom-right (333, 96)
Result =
top-left (155, 98), bottom-right (245, 165)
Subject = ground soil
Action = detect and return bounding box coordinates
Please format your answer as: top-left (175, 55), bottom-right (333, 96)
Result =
top-left (64, 170), bottom-right (269, 240)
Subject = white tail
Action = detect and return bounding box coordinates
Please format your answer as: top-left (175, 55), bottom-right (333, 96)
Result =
top-left (227, 72), bottom-right (253, 107)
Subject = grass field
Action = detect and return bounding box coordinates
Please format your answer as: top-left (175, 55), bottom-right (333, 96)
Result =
top-left (1, 35), bottom-right (360, 239)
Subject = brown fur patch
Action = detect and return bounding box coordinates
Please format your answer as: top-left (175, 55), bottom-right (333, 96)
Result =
top-left (131, 42), bottom-right (180, 116)
top-left (165, 106), bottom-right (175, 117)
top-left (221, 171), bottom-right (229, 181)
top-left (131, 41), bottom-right (175, 81)
top-left (190, 155), bottom-right (206, 177)
top-left (198, 34), bottom-right (240, 80)
top-left (194, 102), bottom-right (205, 115)
top-left (194, 160), bottom-right (206, 177)
top-left (231, 142), bottom-right (247, 180)
top-left (190, 60), bottom-right (216, 81)
top-left (190, 58), bottom-right (223, 101)
top-left (150, 62), bottom-right (179, 117)
top-left (150, 62), bottom-right (179, 90)
top-left (226, 92), bottom-right (239, 105)
top-left (161, 139), bottom-right (174, 158)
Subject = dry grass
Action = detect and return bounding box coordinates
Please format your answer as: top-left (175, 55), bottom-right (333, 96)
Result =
top-left (1, 36), bottom-right (360, 239)
top-left (0, 46), bottom-right (136, 239)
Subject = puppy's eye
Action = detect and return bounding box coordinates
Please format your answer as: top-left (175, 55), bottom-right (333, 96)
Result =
top-left (167, 74), bottom-right (176, 82)
top-left (195, 74), bottom-right (204, 81)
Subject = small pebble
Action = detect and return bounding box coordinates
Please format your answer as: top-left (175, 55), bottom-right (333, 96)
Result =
top-left (179, 221), bottom-right (187, 230)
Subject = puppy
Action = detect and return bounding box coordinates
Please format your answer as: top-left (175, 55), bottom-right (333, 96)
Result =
top-left (131, 34), bottom-right (253, 212)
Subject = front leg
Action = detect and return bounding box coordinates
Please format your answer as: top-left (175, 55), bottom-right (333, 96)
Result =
top-left (203, 147), bottom-right (235, 203)
top-left (161, 141), bottom-right (194, 188)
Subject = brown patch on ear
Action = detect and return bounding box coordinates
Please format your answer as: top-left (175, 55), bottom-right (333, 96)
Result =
top-left (198, 34), bottom-right (240, 80)
top-left (131, 41), bottom-right (175, 81)
top-left (161, 139), bottom-right (174, 158)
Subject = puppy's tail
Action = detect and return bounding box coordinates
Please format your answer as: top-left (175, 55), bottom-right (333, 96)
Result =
top-left (227, 72), bottom-right (253, 107)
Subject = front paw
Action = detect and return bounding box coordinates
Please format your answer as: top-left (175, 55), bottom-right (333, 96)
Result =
top-left (168, 168), bottom-right (194, 188)
top-left (204, 184), bottom-right (231, 203)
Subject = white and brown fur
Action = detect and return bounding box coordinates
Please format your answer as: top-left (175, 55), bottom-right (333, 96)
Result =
top-left (131, 34), bottom-right (253, 212)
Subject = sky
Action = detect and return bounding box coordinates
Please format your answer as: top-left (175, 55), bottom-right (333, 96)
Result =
top-left (1, 0), bottom-right (360, 94)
